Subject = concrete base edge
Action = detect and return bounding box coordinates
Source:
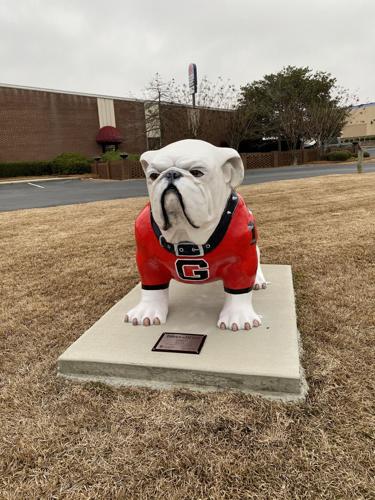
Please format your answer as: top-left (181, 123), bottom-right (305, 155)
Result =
top-left (57, 330), bottom-right (308, 402)
top-left (57, 370), bottom-right (308, 402)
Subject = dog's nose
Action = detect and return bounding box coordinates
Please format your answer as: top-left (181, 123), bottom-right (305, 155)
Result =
top-left (164, 170), bottom-right (182, 181)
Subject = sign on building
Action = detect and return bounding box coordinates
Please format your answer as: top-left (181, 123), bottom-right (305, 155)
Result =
top-left (188, 63), bottom-right (197, 95)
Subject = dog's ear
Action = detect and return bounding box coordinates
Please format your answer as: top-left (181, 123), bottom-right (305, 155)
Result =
top-left (218, 147), bottom-right (244, 188)
top-left (140, 150), bottom-right (157, 173)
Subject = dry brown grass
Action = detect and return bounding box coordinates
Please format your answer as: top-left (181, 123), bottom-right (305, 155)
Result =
top-left (1, 174), bottom-right (374, 499)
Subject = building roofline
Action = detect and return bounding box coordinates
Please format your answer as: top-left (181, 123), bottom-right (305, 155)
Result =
top-left (0, 82), bottom-right (146, 103)
top-left (0, 82), bottom-right (233, 112)
top-left (351, 101), bottom-right (375, 109)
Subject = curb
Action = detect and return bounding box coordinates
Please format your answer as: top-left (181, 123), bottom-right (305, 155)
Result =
top-left (0, 176), bottom-right (89, 185)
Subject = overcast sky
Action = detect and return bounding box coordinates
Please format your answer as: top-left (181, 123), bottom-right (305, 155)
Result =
top-left (1, 0), bottom-right (374, 103)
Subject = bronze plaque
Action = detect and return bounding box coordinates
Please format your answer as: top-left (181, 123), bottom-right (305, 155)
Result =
top-left (152, 332), bottom-right (207, 354)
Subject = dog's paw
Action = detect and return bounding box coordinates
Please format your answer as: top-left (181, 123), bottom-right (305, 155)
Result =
top-left (217, 306), bottom-right (261, 331)
top-left (254, 266), bottom-right (267, 290)
top-left (125, 302), bottom-right (168, 326)
top-left (254, 279), bottom-right (267, 290)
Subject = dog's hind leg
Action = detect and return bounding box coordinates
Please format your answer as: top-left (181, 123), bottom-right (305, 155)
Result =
top-left (254, 245), bottom-right (267, 290)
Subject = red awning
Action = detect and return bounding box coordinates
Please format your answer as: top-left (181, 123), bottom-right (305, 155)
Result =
top-left (96, 126), bottom-right (122, 144)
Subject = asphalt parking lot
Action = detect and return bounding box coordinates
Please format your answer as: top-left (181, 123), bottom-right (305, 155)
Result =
top-left (1, 162), bottom-right (375, 212)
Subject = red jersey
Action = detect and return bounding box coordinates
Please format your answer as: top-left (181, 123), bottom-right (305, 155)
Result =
top-left (135, 193), bottom-right (258, 294)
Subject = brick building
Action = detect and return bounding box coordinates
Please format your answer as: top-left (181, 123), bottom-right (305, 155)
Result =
top-left (0, 83), bottom-right (229, 162)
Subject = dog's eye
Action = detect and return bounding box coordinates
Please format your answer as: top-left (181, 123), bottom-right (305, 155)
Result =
top-left (190, 169), bottom-right (204, 178)
top-left (149, 172), bottom-right (160, 181)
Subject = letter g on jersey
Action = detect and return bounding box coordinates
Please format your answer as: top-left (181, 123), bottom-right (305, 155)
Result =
top-left (175, 259), bottom-right (209, 281)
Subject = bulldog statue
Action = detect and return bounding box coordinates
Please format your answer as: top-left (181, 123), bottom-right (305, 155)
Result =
top-left (125, 139), bottom-right (267, 331)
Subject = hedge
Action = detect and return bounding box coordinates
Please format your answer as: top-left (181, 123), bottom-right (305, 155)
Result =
top-left (0, 161), bottom-right (53, 178)
top-left (327, 150), bottom-right (352, 162)
top-left (0, 153), bottom-right (91, 178)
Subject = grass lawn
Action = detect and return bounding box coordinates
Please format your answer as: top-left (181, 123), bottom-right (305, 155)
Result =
top-left (1, 174), bottom-right (374, 499)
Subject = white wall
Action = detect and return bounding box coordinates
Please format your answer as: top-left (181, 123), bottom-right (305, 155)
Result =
top-left (97, 98), bottom-right (116, 128)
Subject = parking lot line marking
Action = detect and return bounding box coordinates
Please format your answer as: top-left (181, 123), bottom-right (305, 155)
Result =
top-left (28, 182), bottom-right (45, 189)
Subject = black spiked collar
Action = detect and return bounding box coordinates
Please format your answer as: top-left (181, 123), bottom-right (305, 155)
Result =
top-left (150, 192), bottom-right (239, 257)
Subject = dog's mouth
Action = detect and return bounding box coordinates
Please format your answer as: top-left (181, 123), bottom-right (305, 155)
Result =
top-left (160, 184), bottom-right (199, 231)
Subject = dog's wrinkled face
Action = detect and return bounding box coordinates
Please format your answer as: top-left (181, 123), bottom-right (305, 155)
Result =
top-left (140, 139), bottom-right (244, 240)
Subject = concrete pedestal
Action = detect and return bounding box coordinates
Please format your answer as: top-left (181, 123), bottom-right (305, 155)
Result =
top-left (58, 265), bottom-right (307, 400)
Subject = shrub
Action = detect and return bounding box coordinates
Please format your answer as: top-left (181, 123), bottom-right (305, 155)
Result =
top-left (0, 161), bottom-right (53, 178)
top-left (101, 150), bottom-right (123, 162)
top-left (327, 150), bottom-right (352, 162)
top-left (127, 153), bottom-right (140, 161)
top-left (51, 152), bottom-right (91, 174)
top-left (100, 151), bottom-right (140, 162)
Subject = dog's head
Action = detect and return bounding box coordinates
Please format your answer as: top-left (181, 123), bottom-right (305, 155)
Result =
top-left (140, 139), bottom-right (244, 236)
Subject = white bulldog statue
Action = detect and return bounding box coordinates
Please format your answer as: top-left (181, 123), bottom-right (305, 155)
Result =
top-left (125, 139), bottom-right (267, 331)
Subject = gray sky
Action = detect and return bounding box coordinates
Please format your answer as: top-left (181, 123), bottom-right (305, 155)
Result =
top-left (1, 0), bottom-right (374, 103)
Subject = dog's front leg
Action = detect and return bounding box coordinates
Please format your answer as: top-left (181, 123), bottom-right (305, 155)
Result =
top-left (218, 291), bottom-right (261, 331)
top-left (125, 288), bottom-right (169, 326)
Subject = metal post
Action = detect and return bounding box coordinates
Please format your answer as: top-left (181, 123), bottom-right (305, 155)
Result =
top-left (357, 143), bottom-right (363, 174)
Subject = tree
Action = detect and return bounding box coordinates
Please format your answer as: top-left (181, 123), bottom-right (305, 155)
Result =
top-left (143, 74), bottom-right (252, 149)
top-left (304, 88), bottom-right (354, 153)
top-left (240, 66), bottom-right (352, 162)
top-left (223, 101), bottom-right (260, 150)
top-left (143, 73), bottom-right (181, 148)
top-left (183, 76), bottom-right (237, 141)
